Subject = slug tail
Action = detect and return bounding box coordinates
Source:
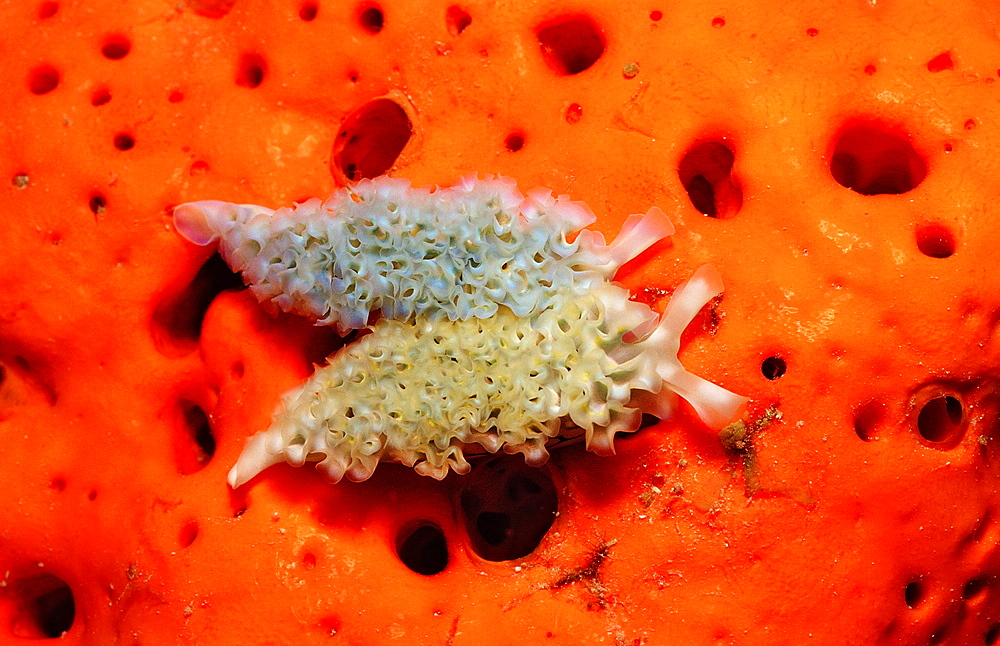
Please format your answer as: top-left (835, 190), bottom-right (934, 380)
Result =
top-left (227, 432), bottom-right (286, 488)
top-left (642, 264), bottom-right (747, 430)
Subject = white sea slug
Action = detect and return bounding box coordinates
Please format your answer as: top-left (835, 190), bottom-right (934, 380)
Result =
top-left (226, 266), bottom-right (746, 486)
top-left (172, 175), bottom-right (674, 331)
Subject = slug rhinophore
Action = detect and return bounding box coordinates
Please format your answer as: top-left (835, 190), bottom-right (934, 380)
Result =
top-left (173, 175), bottom-right (748, 486)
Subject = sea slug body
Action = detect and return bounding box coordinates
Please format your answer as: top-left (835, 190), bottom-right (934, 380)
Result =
top-left (226, 267), bottom-right (746, 486)
top-left (173, 175), bottom-right (748, 486)
top-left (174, 175), bottom-right (674, 332)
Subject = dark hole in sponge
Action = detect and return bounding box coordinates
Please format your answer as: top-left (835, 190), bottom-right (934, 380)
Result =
top-left (32, 585), bottom-right (74, 638)
top-left (333, 97), bottom-right (412, 182)
top-left (178, 520), bottom-right (200, 548)
top-left (459, 456), bottom-right (558, 561)
top-left (916, 394), bottom-right (964, 444)
top-left (504, 133), bottom-right (525, 152)
top-left (8, 574), bottom-right (75, 638)
top-left (446, 5), bottom-right (471, 35)
top-left (28, 65), bottom-right (60, 95)
top-left (926, 51), bottom-right (954, 73)
top-left (963, 577), bottom-right (987, 601)
top-left (88, 193), bottom-right (107, 215)
top-left (299, 1), bottom-right (318, 21)
top-left (175, 400), bottom-right (216, 475)
top-left (853, 400), bottom-right (885, 442)
top-left (830, 122), bottom-right (926, 195)
top-left (38, 2), bottom-right (59, 19)
top-left (358, 4), bottom-right (384, 33)
top-left (904, 581), bottom-right (925, 608)
top-left (91, 87), bottom-right (111, 106)
top-left (235, 52), bottom-right (267, 88)
top-left (678, 141), bottom-right (743, 218)
top-left (113, 133), bottom-right (135, 151)
top-left (101, 34), bottom-right (131, 60)
top-left (565, 103), bottom-right (583, 124)
top-left (915, 223), bottom-right (956, 258)
top-left (536, 15), bottom-right (605, 75)
top-left (986, 623), bottom-right (1000, 645)
top-left (150, 253), bottom-right (244, 357)
top-left (395, 522), bottom-right (448, 575)
top-left (186, 0), bottom-right (236, 18)
top-left (760, 356), bottom-right (786, 380)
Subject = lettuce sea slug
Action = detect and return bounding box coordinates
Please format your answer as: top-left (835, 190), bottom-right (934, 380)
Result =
top-left (173, 176), bottom-right (747, 485)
